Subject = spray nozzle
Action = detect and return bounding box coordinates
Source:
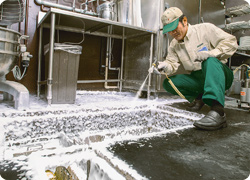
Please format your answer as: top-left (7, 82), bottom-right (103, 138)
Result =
top-left (148, 62), bottom-right (161, 75)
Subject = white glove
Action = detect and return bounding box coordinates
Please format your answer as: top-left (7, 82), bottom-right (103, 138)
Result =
top-left (148, 66), bottom-right (162, 75)
top-left (195, 51), bottom-right (215, 62)
top-left (157, 61), bottom-right (168, 71)
top-left (148, 66), bottom-right (154, 74)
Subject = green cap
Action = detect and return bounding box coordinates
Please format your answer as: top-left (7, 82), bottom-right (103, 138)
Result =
top-left (161, 7), bottom-right (183, 34)
top-left (162, 18), bottom-right (179, 34)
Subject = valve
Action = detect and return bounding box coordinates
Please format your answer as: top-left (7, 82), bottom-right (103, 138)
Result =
top-left (22, 52), bottom-right (33, 67)
top-left (20, 44), bottom-right (32, 67)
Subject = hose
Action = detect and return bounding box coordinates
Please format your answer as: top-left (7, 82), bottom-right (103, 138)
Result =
top-left (164, 72), bottom-right (186, 100)
top-left (151, 62), bottom-right (186, 100)
top-left (233, 64), bottom-right (250, 75)
top-left (160, 64), bottom-right (250, 101)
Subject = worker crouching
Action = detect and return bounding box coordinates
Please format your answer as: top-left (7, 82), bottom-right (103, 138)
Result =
top-left (157, 7), bottom-right (238, 130)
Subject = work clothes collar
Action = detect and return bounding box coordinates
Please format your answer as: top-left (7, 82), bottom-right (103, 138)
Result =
top-left (177, 23), bottom-right (192, 43)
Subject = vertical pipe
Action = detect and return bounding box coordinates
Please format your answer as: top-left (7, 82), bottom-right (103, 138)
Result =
top-left (147, 33), bottom-right (154, 99)
top-left (47, 13), bottom-right (56, 105)
top-left (156, 0), bottom-right (165, 91)
top-left (119, 27), bottom-right (125, 92)
top-left (156, 28), bottom-right (161, 91)
top-left (37, 24), bottom-right (43, 97)
top-left (198, 0), bottom-right (202, 23)
top-left (105, 24), bottom-right (120, 89)
top-left (25, 0), bottom-right (29, 45)
top-left (73, 0), bottom-right (76, 11)
top-left (104, 26), bottom-right (110, 88)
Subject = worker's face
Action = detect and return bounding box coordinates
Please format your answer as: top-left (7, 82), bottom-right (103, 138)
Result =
top-left (168, 17), bottom-right (188, 41)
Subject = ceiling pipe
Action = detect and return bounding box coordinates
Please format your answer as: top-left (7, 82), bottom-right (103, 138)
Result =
top-left (25, 0), bottom-right (29, 45)
top-left (34, 0), bottom-right (98, 16)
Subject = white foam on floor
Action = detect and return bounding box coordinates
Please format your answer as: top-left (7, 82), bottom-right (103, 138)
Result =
top-left (0, 90), bottom-right (201, 180)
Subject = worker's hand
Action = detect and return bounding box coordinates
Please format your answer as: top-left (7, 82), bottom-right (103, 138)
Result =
top-left (195, 51), bottom-right (215, 62)
top-left (157, 61), bottom-right (168, 72)
top-left (148, 66), bottom-right (154, 74)
top-left (148, 66), bottom-right (162, 75)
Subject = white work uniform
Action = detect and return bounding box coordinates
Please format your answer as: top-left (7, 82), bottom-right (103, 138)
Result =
top-left (163, 23), bottom-right (238, 75)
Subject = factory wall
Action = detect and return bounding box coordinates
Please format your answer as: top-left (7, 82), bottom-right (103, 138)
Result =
top-left (4, 0), bottom-right (250, 95)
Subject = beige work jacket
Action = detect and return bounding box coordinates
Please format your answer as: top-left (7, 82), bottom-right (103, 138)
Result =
top-left (163, 23), bottom-right (238, 75)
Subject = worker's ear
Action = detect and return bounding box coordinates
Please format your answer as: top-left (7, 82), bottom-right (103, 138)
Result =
top-left (182, 16), bottom-right (188, 26)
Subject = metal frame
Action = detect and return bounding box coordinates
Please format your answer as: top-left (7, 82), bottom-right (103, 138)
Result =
top-left (37, 8), bottom-right (156, 104)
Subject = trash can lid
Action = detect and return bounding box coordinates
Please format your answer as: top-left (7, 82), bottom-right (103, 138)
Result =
top-left (44, 43), bottom-right (82, 55)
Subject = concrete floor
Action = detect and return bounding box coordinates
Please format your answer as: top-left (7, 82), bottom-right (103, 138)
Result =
top-left (110, 101), bottom-right (250, 180)
top-left (0, 92), bottom-right (249, 180)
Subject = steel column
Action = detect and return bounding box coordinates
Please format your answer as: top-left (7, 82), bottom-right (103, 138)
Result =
top-left (47, 13), bottom-right (56, 105)
top-left (119, 27), bottom-right (125, 92)
top-left (147, 33), bottom-right (154, 99)
top-left (37, 24), bottom-right (43, 97)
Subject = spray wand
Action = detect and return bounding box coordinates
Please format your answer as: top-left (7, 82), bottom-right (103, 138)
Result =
top-left (148, 60), bottom-right (161, 75)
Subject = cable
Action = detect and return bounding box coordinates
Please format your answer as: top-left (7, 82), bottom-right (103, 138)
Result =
top-left (63, 19), bottom-right (85, 45)
top-left (63, 31), bottom-right (85, 45)
top-left (12, 65), bottom-right (27, 80)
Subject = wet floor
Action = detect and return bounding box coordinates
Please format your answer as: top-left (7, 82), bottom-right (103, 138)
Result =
top-left (0, 91), bottom-right (249, 180)
top-left (110, 103), bottom-right (250, 180)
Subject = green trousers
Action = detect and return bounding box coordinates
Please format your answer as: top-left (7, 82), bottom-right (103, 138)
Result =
top-left (162, 57), bottom-right (234, 107)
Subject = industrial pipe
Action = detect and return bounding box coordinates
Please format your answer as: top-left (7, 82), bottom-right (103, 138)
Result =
top-left (147, 33), bottom-right (154, 99)
top-left (104, 25), bottom-right (120, 89)
top-left (25, 0), bottom-right (29, 45)
top-left (37, 24), bottom-right (43, 97)
top-left (47, 13), bottom-right (56, 105)
top-left (119, 27), bottom-right (125, 92)
top-left (35, 0), bottom-right (97, 16)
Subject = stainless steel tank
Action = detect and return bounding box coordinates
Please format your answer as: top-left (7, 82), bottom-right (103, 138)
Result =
top-left (0, 0), bottom-right (30, 110)
top-left (0, 27), bottom-right (21, 78)
top-left (97, 1), bottom-right (116, 20)
top-left (0, 0), bottom-right (25, 79)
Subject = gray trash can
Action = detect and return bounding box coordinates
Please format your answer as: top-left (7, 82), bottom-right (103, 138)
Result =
top-left (45, 43), bottom-right (82, 104)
